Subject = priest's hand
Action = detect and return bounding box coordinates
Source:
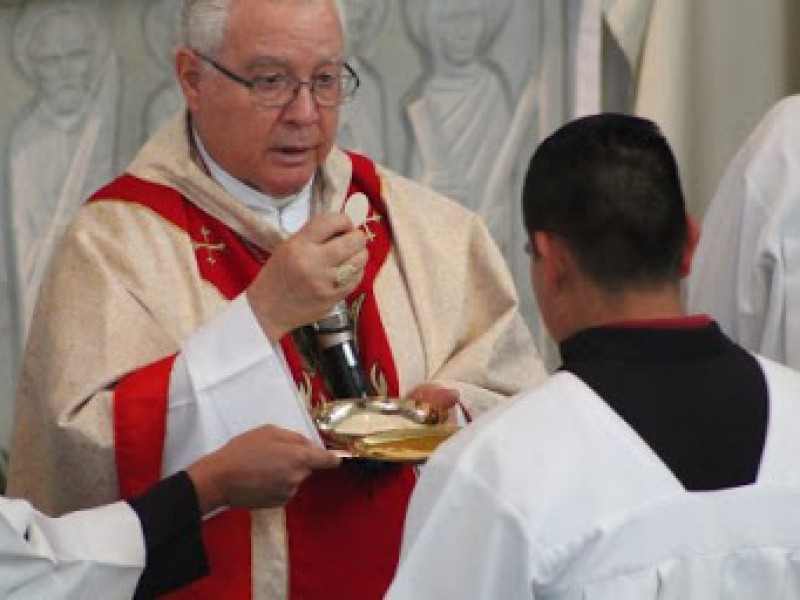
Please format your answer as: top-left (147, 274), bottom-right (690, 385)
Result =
top-left (187, 425), bottom-right (341, 515)
top-left (407, 382), bottom-right (460, 424)
top-left (246, 213), bottom-right (368, 342)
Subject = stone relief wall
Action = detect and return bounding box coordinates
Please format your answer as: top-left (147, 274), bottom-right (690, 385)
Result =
top-left (9, 2), bottom-right (119, 342)
top-left (0, 0), bottom-right (652, 450)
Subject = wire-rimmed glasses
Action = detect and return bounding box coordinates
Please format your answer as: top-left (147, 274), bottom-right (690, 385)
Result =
top-left (195, 50), bottom-right (360, 108)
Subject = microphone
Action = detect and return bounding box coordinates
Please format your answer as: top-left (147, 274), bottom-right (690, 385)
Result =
top-left (305, 302), bottom-right (396, 474)
top-left (308, 301), bottom-right (369, 399)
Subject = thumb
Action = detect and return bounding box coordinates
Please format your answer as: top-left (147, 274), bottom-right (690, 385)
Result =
top-left (308, 447), bottom-right (342, 470)
top-left (408, 383), bottom-right (459, 408)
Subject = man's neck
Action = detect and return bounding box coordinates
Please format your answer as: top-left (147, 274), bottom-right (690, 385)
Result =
top-left (556, 284), bottom-right (686, 342)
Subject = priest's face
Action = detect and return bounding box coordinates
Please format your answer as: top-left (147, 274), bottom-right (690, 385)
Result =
top-left (182, 0), bottom-right (343, 199)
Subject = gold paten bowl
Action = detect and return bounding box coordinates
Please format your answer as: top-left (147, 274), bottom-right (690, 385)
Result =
top-left (350, 425), bottom-right (460, 463)
top-left (312, 397), bottom-right (459, 463)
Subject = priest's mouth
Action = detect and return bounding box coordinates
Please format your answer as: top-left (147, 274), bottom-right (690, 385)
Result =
top-left (274, 145), bottom-right (316, 155)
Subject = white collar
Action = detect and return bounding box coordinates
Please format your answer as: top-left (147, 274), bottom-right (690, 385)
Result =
top-left (193, 129), bottom-right (312, 233)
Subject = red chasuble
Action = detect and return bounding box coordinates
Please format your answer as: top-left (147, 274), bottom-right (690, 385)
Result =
top-left (102, 153), bottom-right (416, 599)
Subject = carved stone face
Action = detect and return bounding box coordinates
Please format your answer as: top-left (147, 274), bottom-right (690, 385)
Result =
top-left (344, 0), bottom-right (373, 51)
top-left (430, 0), bottom-right (486, 67)
top-left (28, 11), bottom-right (92, 117)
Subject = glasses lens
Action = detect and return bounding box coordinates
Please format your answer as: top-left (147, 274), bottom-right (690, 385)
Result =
top-left (313, 69), bottom-right (358, 107)
top-left (251, 75), bottom-right (292, 107)
top-left (250, 66), bottom-right (359, 108)
top-left (311, 74), bottom-right (343, 107)
top-left (337, 72), bottom-right (359, 104)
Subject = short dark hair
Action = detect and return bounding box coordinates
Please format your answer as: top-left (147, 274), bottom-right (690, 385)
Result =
top-left (522, 113), bottom-right (688, 292)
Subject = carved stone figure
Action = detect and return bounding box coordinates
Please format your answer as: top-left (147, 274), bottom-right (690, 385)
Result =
top-left (142, 0), bottom-right (184, 137)
top-left (337, 0), bottom-right (389, 165)
top-left (8, 1), bottom-right (119, 340)
top-left (402, 0), bottom-right (513, 214)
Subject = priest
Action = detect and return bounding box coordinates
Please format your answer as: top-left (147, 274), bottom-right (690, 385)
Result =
top-left (7, 0), bottom-right (543, 598)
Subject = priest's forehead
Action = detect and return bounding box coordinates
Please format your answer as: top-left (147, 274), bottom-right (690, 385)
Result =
top-left (225, 0), bottom-right (344, 58)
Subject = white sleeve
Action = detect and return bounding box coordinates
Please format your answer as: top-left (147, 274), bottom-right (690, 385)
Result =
top-left (0, 498), bottom-right (145, 599)
top-left (386, 459), bottom-right (534, 600)
top-left (686, 137), bottom-right (778, 354)
top-left (688, 97), bottom-right (800, 370)
top-left (162, 294), bottom-right (322, 476)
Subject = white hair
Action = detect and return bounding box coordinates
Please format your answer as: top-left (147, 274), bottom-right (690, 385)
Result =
top-left (181, 0), bottom-right (346, 56)
top-left (334, 0), bottom-right (347, 40)
top-left (180, 0), bottom-right (229, 55)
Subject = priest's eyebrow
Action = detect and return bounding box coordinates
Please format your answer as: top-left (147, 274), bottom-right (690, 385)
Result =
top-left (243, 56), bottom-right (346, 73)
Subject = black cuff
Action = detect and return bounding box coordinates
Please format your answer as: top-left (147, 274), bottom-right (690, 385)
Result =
top-left (128, 471), bottom-right (209, 598)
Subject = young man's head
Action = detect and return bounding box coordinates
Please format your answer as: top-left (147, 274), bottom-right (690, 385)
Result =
top-left (522, 114), bottom-right (699, 341)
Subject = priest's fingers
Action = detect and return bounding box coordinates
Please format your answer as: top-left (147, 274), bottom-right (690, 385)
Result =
top-left (407, 382), bottom-right (461, 424)
top-left (407, 382), bottom-right (459, 409)
top-left (246, 215), bottom-right (366, 341)
top-left (331, 248), bottom-right (368, 289)
top-left (291, 214), bottom-right (367, 275)
top-left (288, 213), bottom-right (367, 274)
top-left (300, 212), bottom-right (356, 244)
top-left (319, 227), bottom-right (367, 269)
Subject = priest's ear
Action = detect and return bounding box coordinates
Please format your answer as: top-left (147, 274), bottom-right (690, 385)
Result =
top-left (680, 215), bottom-right (701, 278)
top-left (175, 47), bottom-right (203, 112)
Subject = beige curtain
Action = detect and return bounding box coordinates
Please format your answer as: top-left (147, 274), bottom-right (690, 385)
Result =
top-left (636, 0), bottom-right (800, 218)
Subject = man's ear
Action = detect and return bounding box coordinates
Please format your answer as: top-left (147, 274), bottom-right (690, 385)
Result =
top-left (533, 231), bottom-right (568, 291)
top-left (680, 215), bottom-right (701, 277)
top-left (175, 48), bottom-right (201, 111)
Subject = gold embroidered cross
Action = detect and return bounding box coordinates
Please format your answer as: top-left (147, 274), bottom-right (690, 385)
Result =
top-left (192, 227), bottom-right (226, 265)
top-left (361, 214), bottom-right (382, 242)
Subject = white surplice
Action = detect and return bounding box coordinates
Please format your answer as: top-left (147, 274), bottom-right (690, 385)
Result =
top-left (387, 357), bottom-right (800, 599)
top-left (0, 498), bottom-right (144, 599)
top-left (688, 95), bottom-right (800, 370)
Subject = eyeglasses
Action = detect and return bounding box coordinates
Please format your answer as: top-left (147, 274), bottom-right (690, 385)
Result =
top-left (194, 50), bottom-right (359, 108)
